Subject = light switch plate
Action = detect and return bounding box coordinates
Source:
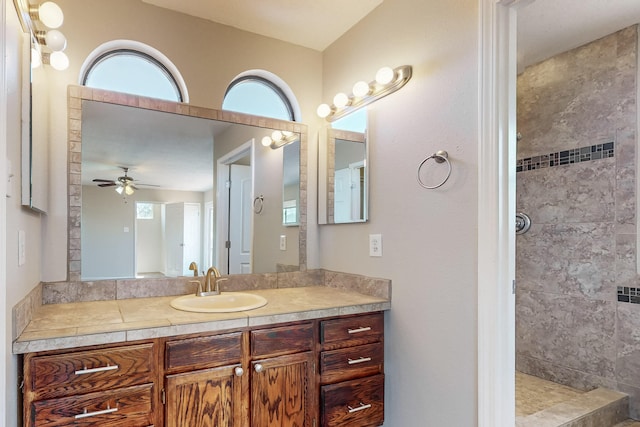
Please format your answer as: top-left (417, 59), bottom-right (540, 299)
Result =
top-left (280, 235), bottom-right (287, 251)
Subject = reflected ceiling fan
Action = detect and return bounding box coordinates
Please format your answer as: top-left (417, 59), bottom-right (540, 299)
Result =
top-left (92, 167), bottom-right (159, 196)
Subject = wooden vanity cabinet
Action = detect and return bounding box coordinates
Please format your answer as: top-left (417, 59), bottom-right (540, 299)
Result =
top-left (319, 312), bottom-right (385, 427)
top-left (22, 311), bottom-right (385, 427)
top-left (163, 332), bottom-right (245, 427)
top-left (250, 322), bottom-right (316, 427)
top-left (22, 341), bottom-right (159, 427)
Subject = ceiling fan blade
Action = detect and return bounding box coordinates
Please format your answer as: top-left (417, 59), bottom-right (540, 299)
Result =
top-left (137, 183), bottom-right (161, 187)
top-left (93, 179), bottom-right (115, 183)
top-left (97, 182), bottom-right (117, 187)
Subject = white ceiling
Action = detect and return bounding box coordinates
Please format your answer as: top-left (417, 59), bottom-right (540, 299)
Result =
top-left (140, 0), bottom-right (640, 67)
top-left (141, 0), bottom-right (383, 51)
top-left (82, 101), bottom-right (228, 192)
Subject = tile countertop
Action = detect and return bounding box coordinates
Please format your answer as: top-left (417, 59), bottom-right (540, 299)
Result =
top-left (13, 286), bottom-right (390, 354)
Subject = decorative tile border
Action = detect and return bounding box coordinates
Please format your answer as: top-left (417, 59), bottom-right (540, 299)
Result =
top-left (618, 286), bottom-right (640, 304)
top-left (517, 142), bottom-right (614, 173)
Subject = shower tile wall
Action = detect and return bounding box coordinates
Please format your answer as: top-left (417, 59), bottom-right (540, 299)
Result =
top-left (516, 25), bottom-right (640, 418)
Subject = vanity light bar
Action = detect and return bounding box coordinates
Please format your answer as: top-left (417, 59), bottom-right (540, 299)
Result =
top-left (13, 0), bottom-right (69, 71)
top-left (317, 65), bottom-right (413, 122)
top-left (261, 130), bottom-right (299, 150)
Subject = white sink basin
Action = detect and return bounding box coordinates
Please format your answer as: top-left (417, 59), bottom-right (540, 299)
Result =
top-left (170, 292), bottom-right (268, 313)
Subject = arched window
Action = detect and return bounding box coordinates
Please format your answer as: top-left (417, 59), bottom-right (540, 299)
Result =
top-left (80, 41), bottom-right (187, 102)
top-left (222, 71), bottom-right (299, 121)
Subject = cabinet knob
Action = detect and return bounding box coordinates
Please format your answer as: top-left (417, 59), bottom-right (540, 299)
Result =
top-left (234, 367), bottom-right (244, 377)
top-left (254, 363), bottom-right (264, 373)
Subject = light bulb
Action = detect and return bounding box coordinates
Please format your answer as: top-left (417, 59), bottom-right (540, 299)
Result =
top-left (272, 130), bottom-right (283, 141)
top-left (31, 48), bottom-right (42, 68)
top-left (282, 131), bottom-right (293, 138)
top-left (44, 30), bottom-right (67, 51)
top-left (353, 81), bottom-right (370, 97)
top-left (261, 136), bottom-right (272, 147)
top-left (38, 2), bottom-right (64, 28)
top-left (317, 103), bottom-right (331, 118)
top-left (333, 92), bottom-right (350, 108)
top-left (375, 66), bottom-right (395, 85)
top-left (115, 186), bottom-right (124, 195)
top-left (49, 51), bottom-right (69, 70)
top-left (125, 185), bottom-right (135, 196)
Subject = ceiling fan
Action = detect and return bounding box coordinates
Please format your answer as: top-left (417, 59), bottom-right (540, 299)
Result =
top-left (92, 167), bottom-right (159, 196)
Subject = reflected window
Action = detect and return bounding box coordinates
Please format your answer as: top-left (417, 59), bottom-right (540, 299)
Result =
top-left (223, 76), bottom-right (295, 121)
top-left (136, 202), bottom-right (154, 220)
top-left (331, 108), bottom-right (367, 133)
top-left (82, 50), bottom-right (183, 102)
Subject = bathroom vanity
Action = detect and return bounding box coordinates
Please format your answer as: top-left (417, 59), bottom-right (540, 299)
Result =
top-left (16, 286), bottom-right (389, 427)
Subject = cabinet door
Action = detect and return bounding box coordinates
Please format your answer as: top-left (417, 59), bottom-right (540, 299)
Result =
top-left (251, 352), bottom-right (314, 427)
top-left (165, 365), bottom-right (244, 427)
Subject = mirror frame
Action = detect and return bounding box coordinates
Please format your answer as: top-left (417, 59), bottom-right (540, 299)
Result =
top-left (66, 85), bottom-right (307, 281)
top-left (318, 127), bottom-right (368, 224)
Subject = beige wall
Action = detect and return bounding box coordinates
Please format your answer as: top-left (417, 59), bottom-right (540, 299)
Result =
top-left (6, 0), bottom-right (485, 425)
top-left (4, 1), bottom-right (43, 424)
top-left (40, 0), bottom-right (323, 281)
top-left (321, 0), bottom-right (479, 425)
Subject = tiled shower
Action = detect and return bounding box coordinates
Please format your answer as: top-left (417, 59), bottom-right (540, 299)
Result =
top-left (515, 25), bottom-right (640, 418)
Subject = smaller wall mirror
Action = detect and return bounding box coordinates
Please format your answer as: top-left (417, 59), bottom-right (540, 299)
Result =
top-left (282, 140), bottom-right (301, 226)
top-left (318, 109), bottom-right (368, 224)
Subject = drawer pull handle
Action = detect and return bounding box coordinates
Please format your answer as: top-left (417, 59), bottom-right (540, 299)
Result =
top-left (74, 406), bottom-right (118, 419)
top-left (75, 364), bottom-right (119, 375)
top-left (347, 402), bottom-right (372, 413)
top-left (235, 366), bottom-right (244, 377)
top-left (347, 326), bottom-right (371, 334)
top-left (254, 363), bottom-right (264, 373)
top-left (348, 357), bottom-right (372, 365)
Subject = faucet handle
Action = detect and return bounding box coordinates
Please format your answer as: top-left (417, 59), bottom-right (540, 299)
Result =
top-left (189, 280), bottom-right (203, 296)
top-left (214, 277), bottom-right (228, 292)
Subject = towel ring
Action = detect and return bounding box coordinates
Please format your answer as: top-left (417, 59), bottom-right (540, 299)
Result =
top-left (253, 195), bottom-right (264, 214)
top-left (417, 150), bottom-right (451, 189)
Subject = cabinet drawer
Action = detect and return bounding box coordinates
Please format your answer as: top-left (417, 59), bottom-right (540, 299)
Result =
top-left (29, 343), bottom-right (155, 398)
top-left (320, 342), bottom-right (383, 384)
top-left (321, 313), bottom-right (383, 348)
top-left (30, 383), bottom-right (154, 427)
top-left (251, 322), bottom-right (314, 357)
top-left (321, 374), bottom-right (384, 427)
top-left (165, 331), bottom-right (242, 371)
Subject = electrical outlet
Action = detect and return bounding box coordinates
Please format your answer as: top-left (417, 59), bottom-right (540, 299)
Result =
top-left (280, 235), bottom-right (287, 250)
top-left (369, 234), bottom-right (382, 257)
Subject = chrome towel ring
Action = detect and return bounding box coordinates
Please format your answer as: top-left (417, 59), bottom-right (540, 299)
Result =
top-left (417, 150), bottom-right (451, 189)
top-left (253, 195), bottom-right (264, 214)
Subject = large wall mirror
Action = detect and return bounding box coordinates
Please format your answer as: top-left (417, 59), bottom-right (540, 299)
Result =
top-left (68, 86), bottom-right (307, 281)
top-left (318, 109), bottom-right (368, 224)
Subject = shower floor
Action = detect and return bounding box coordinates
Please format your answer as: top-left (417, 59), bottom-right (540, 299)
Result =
top-left (516, 371), bottom-right (639, 426)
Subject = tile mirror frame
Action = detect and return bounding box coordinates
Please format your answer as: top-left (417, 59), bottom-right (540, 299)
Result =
top-left (66, 85), bottom-right (307, 282)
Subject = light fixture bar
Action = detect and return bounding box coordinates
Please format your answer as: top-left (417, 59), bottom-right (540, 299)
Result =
top-left (320, 65), bottom-right (413, 122)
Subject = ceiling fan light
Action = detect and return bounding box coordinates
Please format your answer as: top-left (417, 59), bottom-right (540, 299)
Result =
top-left (124, 185), bottom-right (135, 196)
top-left (115, 185), bottom-right (124, 195)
